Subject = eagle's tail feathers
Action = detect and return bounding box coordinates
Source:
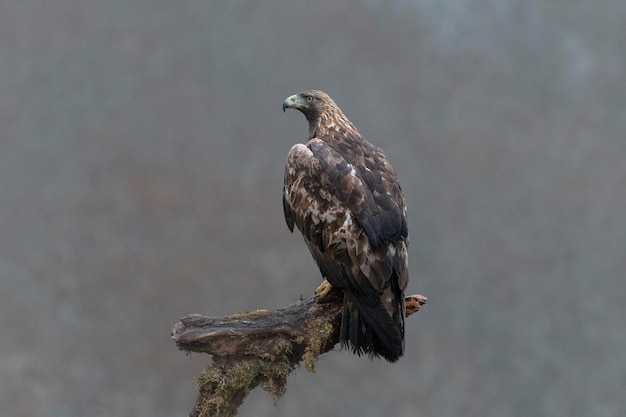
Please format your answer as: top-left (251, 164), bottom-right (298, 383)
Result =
top-left (341, 292), bottom-right (404, 363)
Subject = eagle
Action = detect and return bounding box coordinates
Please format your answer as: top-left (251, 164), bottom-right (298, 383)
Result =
top-left (282, 90), bottom-right (409, 362)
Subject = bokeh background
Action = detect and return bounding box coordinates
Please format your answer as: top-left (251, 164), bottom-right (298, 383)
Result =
top-left (2, 1), bottom-right (625, 416)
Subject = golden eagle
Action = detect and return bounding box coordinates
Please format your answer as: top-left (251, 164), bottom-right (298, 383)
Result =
top-left (282, 90), bottom-right (409, 362)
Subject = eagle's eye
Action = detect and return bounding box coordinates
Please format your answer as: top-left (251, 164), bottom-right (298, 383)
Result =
top-left (306, 96), bottom-right (313, 103)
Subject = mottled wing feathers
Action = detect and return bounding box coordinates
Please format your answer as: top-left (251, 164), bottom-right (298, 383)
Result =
top-left (284, 140), bottom-right (407, 255)
top-left (284, 139), bottom-right (364, 258)
top-left (283, 138), bottom-right (408, 360)
top-left (358, 146), bottom-right (408, 245)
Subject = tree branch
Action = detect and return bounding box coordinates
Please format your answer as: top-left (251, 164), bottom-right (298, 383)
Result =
top-left (171, 290), bottom-right (427, 417)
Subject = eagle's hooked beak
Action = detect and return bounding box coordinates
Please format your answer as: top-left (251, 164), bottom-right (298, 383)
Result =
top-left (282, 94), bottom-right (303, 112)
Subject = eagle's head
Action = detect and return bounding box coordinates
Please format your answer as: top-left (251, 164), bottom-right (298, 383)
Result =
top-left (283, 90), bottom-right (354, 138)
top-left (282, 89), bottom-right (337, 118)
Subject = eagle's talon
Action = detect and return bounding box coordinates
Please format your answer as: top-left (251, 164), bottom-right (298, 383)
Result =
top-left (315, 279), bottom-right (334, 299)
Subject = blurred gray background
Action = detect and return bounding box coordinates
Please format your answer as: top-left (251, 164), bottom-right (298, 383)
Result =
top-left (2, 1), bottom-right (625, 416)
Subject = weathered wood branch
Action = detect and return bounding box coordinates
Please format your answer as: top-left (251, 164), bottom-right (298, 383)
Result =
top-left (171, 290), bottom-right (427, 417)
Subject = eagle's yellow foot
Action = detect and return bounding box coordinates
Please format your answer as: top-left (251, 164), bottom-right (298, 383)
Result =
top-left (316, 279), bottom-right (334, 299)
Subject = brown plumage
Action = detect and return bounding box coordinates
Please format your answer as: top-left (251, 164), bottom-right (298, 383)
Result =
top-left (282, 90), bottom-right (409, 362)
